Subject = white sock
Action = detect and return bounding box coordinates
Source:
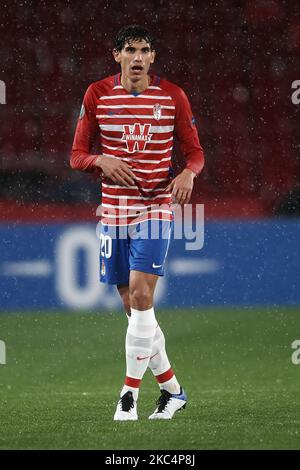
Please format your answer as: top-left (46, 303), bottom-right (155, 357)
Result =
top-left (127, 316), bottom-right (171, 374)
top-left (149, 324), bottom-right (171, 375)
top-left (126, 312), bottom-right (181, 395)
top-left (158, 375), bottom-right (181, 395)
top-left (149, 324), bottom-right (181, 394)
top-left (123, 307), bottom-right (156, 395)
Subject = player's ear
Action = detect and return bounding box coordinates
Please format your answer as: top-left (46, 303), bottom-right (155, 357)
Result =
top-left (113, 49), bottom-right (121, 63)
top-left (150, 49), bottom-right (156, 64)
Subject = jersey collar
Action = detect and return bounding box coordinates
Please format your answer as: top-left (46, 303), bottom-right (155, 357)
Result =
top-left (116, 73), bottom-right (156, 94)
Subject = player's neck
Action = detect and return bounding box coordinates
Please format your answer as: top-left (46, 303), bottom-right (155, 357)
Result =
top-left (121, 74), bottom-right (150, 94)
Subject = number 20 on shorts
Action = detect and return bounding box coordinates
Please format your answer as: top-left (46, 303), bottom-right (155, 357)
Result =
top-left (100, 234), bottom-right (112, 259)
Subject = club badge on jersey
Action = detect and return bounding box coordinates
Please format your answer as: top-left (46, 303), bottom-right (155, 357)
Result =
top-left (153, 103), bottom-right (162, 121)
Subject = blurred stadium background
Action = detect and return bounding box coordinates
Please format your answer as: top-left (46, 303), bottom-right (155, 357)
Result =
top-left (1, 0), bottom-right (300, 450)
top-left (1, 0), bottom-right (300, 309)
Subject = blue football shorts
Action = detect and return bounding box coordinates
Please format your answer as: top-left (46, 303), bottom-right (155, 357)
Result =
top-left (99, 219), bottom-right (173, 285)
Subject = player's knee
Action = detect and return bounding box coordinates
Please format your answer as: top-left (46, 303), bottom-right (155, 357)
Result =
top-left (129, 285), bottom-right (153, 310)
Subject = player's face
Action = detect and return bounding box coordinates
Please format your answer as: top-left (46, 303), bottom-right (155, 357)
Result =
top-left (113, 40), bottom-right (155, 82)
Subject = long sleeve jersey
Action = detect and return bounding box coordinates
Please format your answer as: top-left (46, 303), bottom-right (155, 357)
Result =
top-left (71, 73), bottom-right (204, 225)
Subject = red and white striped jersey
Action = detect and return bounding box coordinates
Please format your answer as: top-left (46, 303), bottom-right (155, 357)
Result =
top-left (71, 73), bottom-right (204, 225)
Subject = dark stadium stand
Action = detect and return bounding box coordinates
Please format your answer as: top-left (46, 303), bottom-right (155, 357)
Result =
top-left (1, 0), bottom-right (299, 218)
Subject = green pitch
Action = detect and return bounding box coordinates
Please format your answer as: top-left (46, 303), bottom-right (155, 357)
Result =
top-left (0, 307), bottom-right (300, 449)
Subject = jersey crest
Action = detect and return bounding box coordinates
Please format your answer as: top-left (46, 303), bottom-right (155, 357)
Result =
top-left (153, 103), bottom-right (162, 120)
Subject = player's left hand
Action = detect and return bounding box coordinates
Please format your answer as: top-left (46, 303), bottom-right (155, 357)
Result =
top-left (165, 168), bottom-right (196, 205)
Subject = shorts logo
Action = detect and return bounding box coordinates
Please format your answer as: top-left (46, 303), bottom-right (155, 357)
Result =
top-left (122, 123), bottom-right (153, 153)
top-left (153, 103), bottom-right (162, 120)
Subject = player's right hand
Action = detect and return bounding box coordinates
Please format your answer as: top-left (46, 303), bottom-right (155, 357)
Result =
top-left (95, 155), bottom-right (137, 187)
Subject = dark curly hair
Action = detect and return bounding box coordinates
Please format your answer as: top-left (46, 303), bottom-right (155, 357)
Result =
top-left (114, 25), bottom-right (155, 52)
